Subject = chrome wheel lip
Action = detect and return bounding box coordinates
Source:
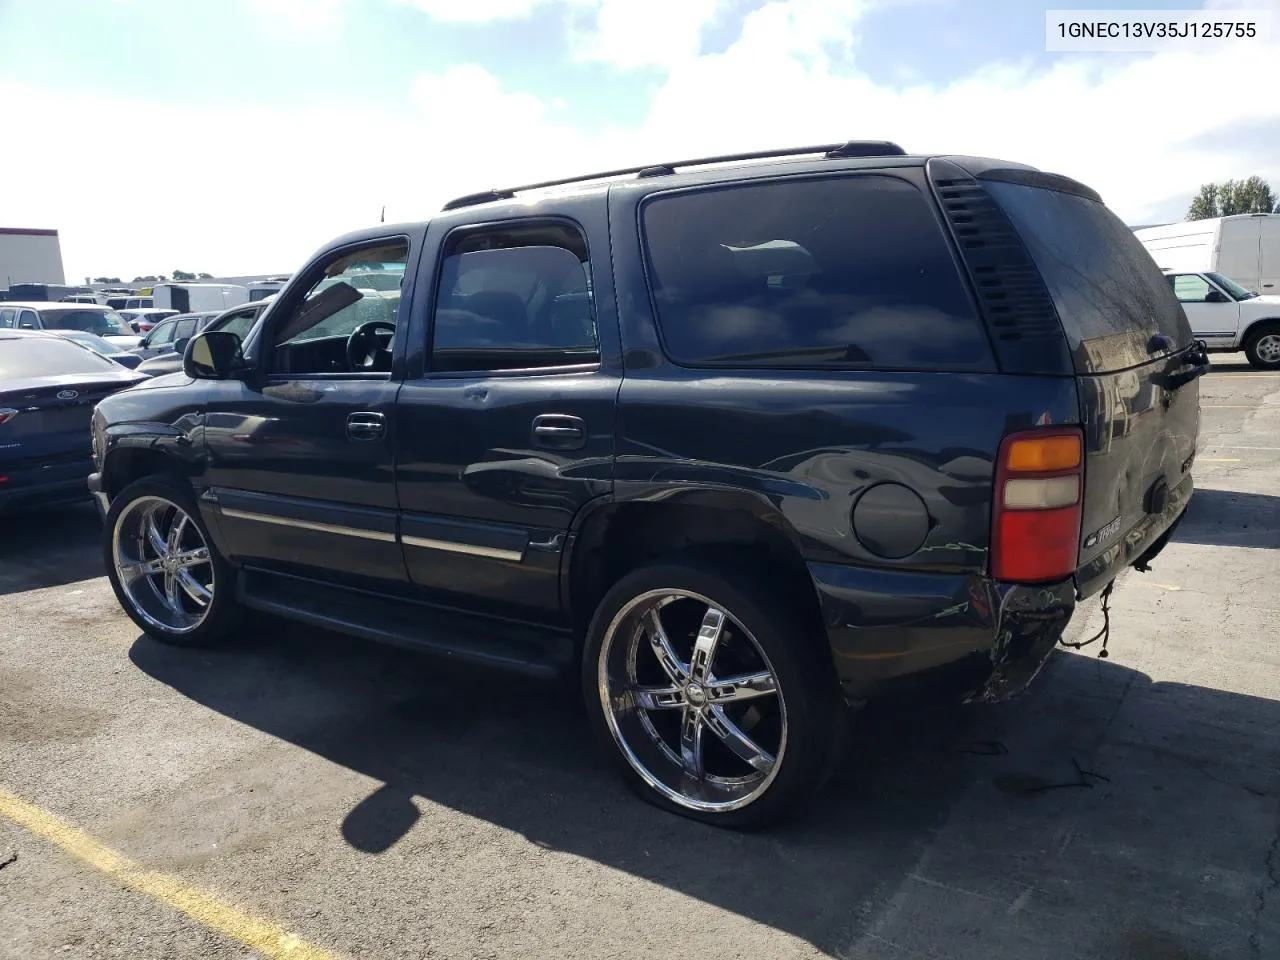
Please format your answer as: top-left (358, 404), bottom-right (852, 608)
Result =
top-left (1255, 334), bottom-right (1280, 364)
top-left (597, 587), bottom-right (788, 814)
top-left (111, 495), bottom-right (215, 635)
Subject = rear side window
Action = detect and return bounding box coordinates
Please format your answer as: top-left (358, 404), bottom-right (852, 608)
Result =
top-left (0, 309), bottom-right (14, 329)
top-left (0, 337), bottom-right (119, 378)
top-left (985, 181), bottom-right (1192, 373)
top-left (430, 225), bottom-right (599, 373)
top-left (641, 175), bottom-right (992, 369)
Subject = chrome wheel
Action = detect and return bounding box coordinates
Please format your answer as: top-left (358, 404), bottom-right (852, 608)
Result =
top-left (598, 589), bottom-right (787, 813)
top-left (112, 495), bottom-right (214, 634)
top-left (1255, 333), bottom-right (1280, 365)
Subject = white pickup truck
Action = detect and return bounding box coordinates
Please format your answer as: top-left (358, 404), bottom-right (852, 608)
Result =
top-left (1164, 269), bottom-right (1280, 369)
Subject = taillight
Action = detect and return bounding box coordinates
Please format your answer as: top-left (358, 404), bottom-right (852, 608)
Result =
top-left (0, 408), bottom-right (18, 425)
top-left (991, 427), bottom-right (1084, 583)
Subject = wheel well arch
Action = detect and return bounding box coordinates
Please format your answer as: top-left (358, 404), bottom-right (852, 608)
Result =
top-left (101, 446), bottom-right (189, 503)
top-left (1242, 317), bottom-right (1280, 343)
top-left (565, 491), bottom-right (821, 639)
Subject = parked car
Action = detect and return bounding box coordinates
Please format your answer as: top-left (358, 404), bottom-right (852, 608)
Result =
top-left (1136, 213), bottom-right (1279, 295)
top-left (134, 300), bottom-right (274, 377)
top-left (152, 283), bottom-right (250, 313)
top-left (132, 312), bottom-right (220, 360)
top-left (124, 297), bottom-right (154, 310)
top-left (120, 307), bottom-right (180, 334)
top-left (0, 330), bottom-right (145, 513)
top-left (0, 302), bottom-right (141, 348)
top-left (1162, 269), bottom-right (1280, 368)
top-left (48, 330), bottom-right (145, 369)
top-left (88, 142), bottom-right (1202, 828)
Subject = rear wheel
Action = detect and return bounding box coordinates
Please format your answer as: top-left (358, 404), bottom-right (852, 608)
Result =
top-left (582, 557), bottom-right (843, 829)
top-left (1244, 323), bottom-right (1280, 369)
top-left (104, 475), bottom-right (241, 646)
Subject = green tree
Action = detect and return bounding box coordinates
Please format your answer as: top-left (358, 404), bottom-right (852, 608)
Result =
top-left (172, 269), bottom-right (196, 281)
top-left (197, 272), bottom-right (214, 279)
top-left (1187, 176), bottom-right (1278, 219)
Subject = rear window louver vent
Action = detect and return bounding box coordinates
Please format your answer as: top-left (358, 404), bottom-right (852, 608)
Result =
top-left (927, 159), bottom-right (1072, 376)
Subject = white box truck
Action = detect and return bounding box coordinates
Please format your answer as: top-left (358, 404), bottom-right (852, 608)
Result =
top-left (1134, 213), bottom-right (1280, 295)
top-left (152, 282), bottom-right (250, 314)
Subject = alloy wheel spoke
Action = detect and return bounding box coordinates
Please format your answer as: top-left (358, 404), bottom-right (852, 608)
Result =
top-left (145, 513), bottom-right (168, 558)
top-left (688, 606), bottom-right (726, 684)
top-left (635, 686), bottom-right (684, 711)
top-left (120, 557), bottom-right (165, 580)
top-left (644, 608), bottom-right (688, 685)
top-left (177, 569), bottom-right (212, 607)
top-left (172, 546), bottom-right (210, 568)
top-left (703, 706), bottom-right (775, 773)
top-left (680, 707), bottom-right (705, 779)
top-left (166, 512), bottom-right (188, 556)
top-left (706, 670), bottom-right (777, 705)
top-left (163, 569), bottom-right (183, 613)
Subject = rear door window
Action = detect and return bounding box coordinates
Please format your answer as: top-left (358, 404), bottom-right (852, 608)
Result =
top-left (985, 180), bottom-right (1192, 373)
top-left (641, 174), bottom-right (993, 370)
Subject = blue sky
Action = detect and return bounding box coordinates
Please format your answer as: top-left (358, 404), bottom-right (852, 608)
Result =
top-left (1, 0), bottom-right (1276, 280)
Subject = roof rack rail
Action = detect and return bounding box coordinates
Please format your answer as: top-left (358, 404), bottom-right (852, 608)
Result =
top-left (440, 140), bottom-right (907, 211)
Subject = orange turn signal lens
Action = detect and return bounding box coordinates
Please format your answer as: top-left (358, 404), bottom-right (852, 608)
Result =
top-left (1004, 434), bottom-right (1082, 472)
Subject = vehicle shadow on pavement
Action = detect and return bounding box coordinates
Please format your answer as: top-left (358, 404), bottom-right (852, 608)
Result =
top-left (1175, 487), bottom-right (1280, 549)
top-left (0, 503), bottom-right (103, 597)
top-left (129, 625), bottom-right (1280, 957)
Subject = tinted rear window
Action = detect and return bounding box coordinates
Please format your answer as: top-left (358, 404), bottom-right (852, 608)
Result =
top-left (0, 337), bottom-right (121, 378)
top-left (642, 175), bottom-right (993, 370)
top-left (985, 181), bottom-right (1192, 373)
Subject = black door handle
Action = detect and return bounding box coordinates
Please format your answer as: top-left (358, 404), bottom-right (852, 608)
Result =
top-left (347, 411), bottom-right (386, 441)
top-left (532, 414), bottom-right (586, 450)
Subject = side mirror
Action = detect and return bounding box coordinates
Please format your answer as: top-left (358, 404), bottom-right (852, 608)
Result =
top-left (1205, 290), bottom-right (1229, 303)
top-left (184, 330), bottom-right (244, 380)
top-left (172, 337), bottom-right (190, 356)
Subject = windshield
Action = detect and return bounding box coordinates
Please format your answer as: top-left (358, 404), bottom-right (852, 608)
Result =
top-left (0, 336), bottom-right (121, 378)
top-left (212, 309), bottom-right (260, 340)
top-left (62, 331), bottom-right (127, 355)
top-left (41, 308), bottom-right (133, 337)
top-left (1206, 272), bottom-right (1259, 300)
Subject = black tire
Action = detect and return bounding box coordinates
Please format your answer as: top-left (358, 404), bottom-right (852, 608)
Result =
top-left (103, 475), bottom-right (242, 647)
top-left (581, 555), bottom-right (844, 829)
top-left (1244, 323), bottom-right (1280, 370)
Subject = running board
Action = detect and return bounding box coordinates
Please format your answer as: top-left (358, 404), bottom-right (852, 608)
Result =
top-left (237, 567), bottom-right (574, 678)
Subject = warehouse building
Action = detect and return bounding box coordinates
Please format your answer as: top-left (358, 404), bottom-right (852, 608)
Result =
top-left (1, 227), bottom-right (66, 288)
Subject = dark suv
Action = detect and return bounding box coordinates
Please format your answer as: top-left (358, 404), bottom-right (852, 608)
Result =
top-left (89, 142), bottom-right (1202, 828)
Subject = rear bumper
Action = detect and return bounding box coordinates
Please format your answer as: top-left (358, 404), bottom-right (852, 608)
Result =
top-left (807, 562), bottom-right (1075, 704)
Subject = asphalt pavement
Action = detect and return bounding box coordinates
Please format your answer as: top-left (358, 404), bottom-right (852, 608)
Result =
top-left (1, 355), bottom-right (1278, 960)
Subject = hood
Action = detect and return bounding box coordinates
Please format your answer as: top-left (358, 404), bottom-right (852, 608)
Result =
top-left (128, 370), bottom-right (196, 391)
top-left (1251, 294), bottom-right (1280, 306)
top-left (103, 335), bottom-right (143, 348)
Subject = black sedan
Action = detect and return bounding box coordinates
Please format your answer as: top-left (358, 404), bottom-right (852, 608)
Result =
top-left (0, 330), bottom-right (146, 513)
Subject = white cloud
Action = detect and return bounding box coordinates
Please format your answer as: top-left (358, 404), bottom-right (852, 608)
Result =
top-left (5, 0), bottom-right (1279, 280)
top-left (568, 0), bottom-right (726, 70)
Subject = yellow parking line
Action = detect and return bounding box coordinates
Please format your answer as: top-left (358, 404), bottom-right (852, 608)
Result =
top-left (1200, 405), bottom-right (1259, 409)
top-left (1200, 458), bottom-right (1242, 462)
top-left (0, 787), bottom-right (340, 960)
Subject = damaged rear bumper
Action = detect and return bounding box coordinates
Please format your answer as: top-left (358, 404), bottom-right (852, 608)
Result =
top-left (807, 562), bottom-right (1076, 705)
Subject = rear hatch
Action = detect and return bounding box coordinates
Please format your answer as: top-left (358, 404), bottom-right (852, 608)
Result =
top-left (985, 178), bottom-right (1201, 597)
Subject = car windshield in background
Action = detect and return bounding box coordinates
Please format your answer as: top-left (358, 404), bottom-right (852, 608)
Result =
top-left (213, 311), bottom-right (260, 340)
top-left (1207, 272), bottom-right (1259, 301)
top-left (60, 331), bottom-right (129, 355)
top-left (0, 336), bottom-right (120, 378)
top-left (40, 308), bottom-right (133, 337)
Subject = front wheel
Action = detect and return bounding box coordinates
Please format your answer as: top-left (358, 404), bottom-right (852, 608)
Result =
top-left (1244, 323), bottom-right (1280, 369)
top-left (582, 558), bottom-right (843, 829)
top-left (103, 475), bottom-right (242, 646)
